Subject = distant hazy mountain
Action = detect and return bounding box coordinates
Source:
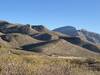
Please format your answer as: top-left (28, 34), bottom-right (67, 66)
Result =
top-left (53, 26), bottom-right (100, 44)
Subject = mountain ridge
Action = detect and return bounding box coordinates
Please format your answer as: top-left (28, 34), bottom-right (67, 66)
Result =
top-left (0, 20), bottom-right (100, 55)
top-left (53, 26), bottom-right (100, 44)
top-left (0, 20), bottom-right (100, 75)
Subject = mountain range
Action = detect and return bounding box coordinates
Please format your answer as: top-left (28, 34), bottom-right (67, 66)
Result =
top-left (0, 20), bottom-right (100, 56)
top-left (53, 26), bottom-right (100, 44)
top-left (0, 20), bottom-right (100, 75)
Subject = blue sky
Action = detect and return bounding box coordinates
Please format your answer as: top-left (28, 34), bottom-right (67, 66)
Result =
top-left (0, 0), bottom-right (100, 33)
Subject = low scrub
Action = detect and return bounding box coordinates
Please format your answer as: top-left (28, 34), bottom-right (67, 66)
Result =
top-left (0, 51), bottom-right (99, 75)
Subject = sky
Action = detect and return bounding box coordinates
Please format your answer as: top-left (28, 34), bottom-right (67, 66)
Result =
top-left (0, 0), bottom-right (100, 33)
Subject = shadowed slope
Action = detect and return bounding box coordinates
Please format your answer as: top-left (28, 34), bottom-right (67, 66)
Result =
top-left (53, 26), bottom-right (100, 44)
top-left (0, 33), bottom-right (41, 48)
top-left (60, 36), bottom-right (100, 53)
top-left (22, 39), bottom-right (100, 59)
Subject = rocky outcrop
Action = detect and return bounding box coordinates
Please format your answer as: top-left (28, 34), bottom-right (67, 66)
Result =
top-left (32, 25), bottom-right (49, 32)
top-left (53, 26), bottom-right (100, 44)
top-left (78, 29), bottom-right (100, 44)
top-left (0, 20), bottom-right (100, 55)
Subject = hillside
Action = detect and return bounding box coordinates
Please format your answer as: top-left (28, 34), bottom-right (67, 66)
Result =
top-left (53, 26), bottom-right (100, 44)
top-left (0, 20), bottom-right (100, 75)
top-left (0, 20), bottom-right (100, 57)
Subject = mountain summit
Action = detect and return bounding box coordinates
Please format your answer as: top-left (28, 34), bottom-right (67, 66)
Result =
top-left (53, 26), bottom-right (78, 37)
top-left (53, 26), bottom-right (100, 44)
top-left (0, 21), bottom-right (100, 75)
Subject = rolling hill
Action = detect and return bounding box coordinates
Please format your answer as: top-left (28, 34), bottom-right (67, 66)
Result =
top-left (0, 20), bottom-right (100, 75)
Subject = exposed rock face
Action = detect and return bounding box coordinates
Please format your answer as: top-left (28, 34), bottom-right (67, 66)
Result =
top-left (32, 25), bottom-right (49, 32)
top-left (78, 29), bottom-right (100, 44)
top-left (0, 20), bottom-right (100, 56)
top-left (53, 26), bottom-right (100, 44)
top-left (0, 22), bottom-right (49, 35)
top-left (19, 25), bottom-right (38, 35)
top-left (0, 23), bottom-right (38, 34)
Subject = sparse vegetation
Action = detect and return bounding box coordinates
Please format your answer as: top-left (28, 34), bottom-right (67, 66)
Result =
top-left (0, 21), bottom-right (100, 75)
top-left (0, 48), bottom-right (100, 75)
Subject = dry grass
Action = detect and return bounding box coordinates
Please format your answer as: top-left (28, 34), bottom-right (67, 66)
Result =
top-left (32, 39), bottom-right (100, 60)
top-left (0, 48), bottom-right (100, 75)
top-left (0, 41), bottom-right (100, 75)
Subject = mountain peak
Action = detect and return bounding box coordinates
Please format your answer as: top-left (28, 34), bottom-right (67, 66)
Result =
top-left (53, 26), bottom-right (100, 44)
top-left (53, 26), bottom-right (78, 37)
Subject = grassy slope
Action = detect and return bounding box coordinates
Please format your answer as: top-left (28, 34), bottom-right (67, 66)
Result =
top-left (2, 33), bottom-right (42, 48)
top-left (0, 47), bottom-right (100, 75)
top-left (32, 39), bottom-right (100, 60)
